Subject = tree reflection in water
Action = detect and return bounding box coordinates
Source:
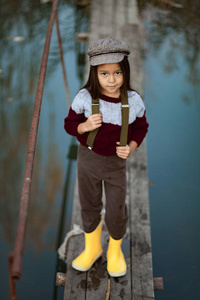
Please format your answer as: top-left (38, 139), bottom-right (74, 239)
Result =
top-left (138, 0), bottom-right (200, 92)
top-left (0, 0), bottom-right (88, 255)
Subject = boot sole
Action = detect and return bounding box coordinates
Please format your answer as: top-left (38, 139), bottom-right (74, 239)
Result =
top-left (107, 269), bottom-right (127, 277)
top-left (72, 250), bottom-right (103, 272)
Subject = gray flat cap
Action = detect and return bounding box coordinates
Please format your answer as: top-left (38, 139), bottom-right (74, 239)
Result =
top-left (87, 36), bottom-right (130, 66)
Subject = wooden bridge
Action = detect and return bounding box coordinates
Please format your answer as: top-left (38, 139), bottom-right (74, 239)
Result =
top-left (59, 0), bottom-right (163, 299)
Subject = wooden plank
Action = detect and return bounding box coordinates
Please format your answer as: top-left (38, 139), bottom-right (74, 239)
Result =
top-left (115, 0), bottom-right (126, 38)
top-left (64, 235), bottom-right (87, 299)
top-left (121, 23), bottom-right (143, 94)
top-left (127, 0), bottom-right (139, 25)
top-left (100, 0), bottom-right (114, 37)
top-left (64, 179), bottom-right (87, 300)
top-left (89, 0), bottom-right (101, 40)
top-left (129, 143), bottom-right (155, 299)
top-left (85, 229), bottom-right (108, 299)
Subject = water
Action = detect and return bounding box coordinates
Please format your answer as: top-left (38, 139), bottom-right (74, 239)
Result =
top-left (1, 1), bottom-right (200, 299)
top-left (142, 2), bottom-right (200, 299)
top-left (0, 1), bottom-right (88, 299)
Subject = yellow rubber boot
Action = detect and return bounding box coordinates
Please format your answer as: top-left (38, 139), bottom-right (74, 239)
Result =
top-left (72, 220), bottom-right (103, 271)
top-left (107, 236), bottom-right (127, 277)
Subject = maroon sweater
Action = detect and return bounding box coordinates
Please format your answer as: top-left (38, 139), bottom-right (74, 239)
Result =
top-left (64, 89), bottom-right (148, 156)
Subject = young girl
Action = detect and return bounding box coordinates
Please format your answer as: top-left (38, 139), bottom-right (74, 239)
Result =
top-left (64, 36), bottom-right (148, 277)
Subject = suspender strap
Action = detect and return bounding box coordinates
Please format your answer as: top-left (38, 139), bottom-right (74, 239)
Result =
top-left (86, 98), bottom-right (99, 149)
top-left (120, 93), bottom-right (129, 146)
top-left (86, 93), bottom-right (129, 149)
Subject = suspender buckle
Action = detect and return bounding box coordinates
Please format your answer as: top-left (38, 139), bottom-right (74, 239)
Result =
top-left (88, 146), bottom-right (93, 150)
top-left (121, 104), bottom-right (129, 109)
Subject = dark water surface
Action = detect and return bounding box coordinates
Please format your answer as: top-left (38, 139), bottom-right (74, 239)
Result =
top-left (0, 1), bottom-right (88, 299)
top-left (1, 1), bottom-right (200, 300)
top-left (142, 1), bottom-right (200, 299)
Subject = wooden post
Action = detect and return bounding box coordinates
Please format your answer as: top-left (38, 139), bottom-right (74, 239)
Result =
top-left (154, 277), bottom-right (164, 291)
top-left (56, 272), bottom-right (66, 287)
top-left (76, 32), bottom-right (89, 42)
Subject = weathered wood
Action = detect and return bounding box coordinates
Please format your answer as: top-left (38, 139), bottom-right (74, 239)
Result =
top-left (100, 0), bottom-right (114, 37)
top-left (85, 229), bottom-right (109, 299)
top-left (115, 0), bottom-right (126, 37)
top-left (76, 32), bottom-right (89, 42)
top-left (65, 235), bottom-right (87, 299)
top-left (129, 143), bottom-right (154, 299)
top-left (64, 179), bottom-right (87, 299)
top-left (153, 277), bottom-right (164, 291)
top-left (76, 0), bottom-right (91, 7)
top-left (63, 0), bottom-right (155, 299)
top-left (56, 272), bottom-right (66, 287)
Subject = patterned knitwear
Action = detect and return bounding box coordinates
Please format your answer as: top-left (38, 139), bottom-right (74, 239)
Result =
top-left (64, 89), bottom-right (149, 156)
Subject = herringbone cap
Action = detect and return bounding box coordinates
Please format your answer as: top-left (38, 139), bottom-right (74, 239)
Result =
top-left (87, 36), bottom-right (130, 66)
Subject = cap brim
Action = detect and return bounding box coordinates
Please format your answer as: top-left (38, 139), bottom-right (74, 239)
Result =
top-left (90, 53), bottom-right (125, 66)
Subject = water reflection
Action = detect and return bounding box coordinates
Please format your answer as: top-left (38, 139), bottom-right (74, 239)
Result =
top-left (0, 0), bottom-right (86, 243)
top-left (138, 1), bottom-right (200, 299)
top-left (0, 0), bottom-right (88, 299)
top-left (138, 0), bottom-right (200, 90)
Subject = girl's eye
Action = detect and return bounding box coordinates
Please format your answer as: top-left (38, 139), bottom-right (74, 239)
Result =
top-left (101, 72), bottom-right (107, 76)
top-left (116, 71), bottom-right (122, 75)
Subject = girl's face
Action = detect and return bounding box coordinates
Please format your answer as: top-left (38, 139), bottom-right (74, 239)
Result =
top-left (97, 63), bottom-right (124, 97)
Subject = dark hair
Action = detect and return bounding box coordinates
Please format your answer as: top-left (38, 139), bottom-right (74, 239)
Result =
top-left (82, 56), bottom-right (134, 99)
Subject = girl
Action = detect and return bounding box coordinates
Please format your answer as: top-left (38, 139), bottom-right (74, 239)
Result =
top-left (64, 36), bottom-right (148, 277)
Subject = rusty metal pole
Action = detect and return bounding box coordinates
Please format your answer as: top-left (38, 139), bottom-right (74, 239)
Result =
top-left (11, 0), bottom-right (60, 281)
top-left (55, 11), bottom-right (71, 107)
top-left (8, 253), bottom-right (18, 300)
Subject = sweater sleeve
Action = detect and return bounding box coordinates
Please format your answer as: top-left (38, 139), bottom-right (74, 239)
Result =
top-left (131, 111), bottom-right (149, 147)
top-left (64, 107), bottom-right (85, 137)
top-left (64, 89), bottom-right (88, 138)
top-left (129, 91), bottom-right (149, 147)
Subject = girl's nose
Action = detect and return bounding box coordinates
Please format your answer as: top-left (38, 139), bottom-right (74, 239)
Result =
top-left (109, 75), bottom-right (115, 82)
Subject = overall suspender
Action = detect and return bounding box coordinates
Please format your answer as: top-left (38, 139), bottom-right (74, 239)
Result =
top-left (86, 93), bottom-right (129, 150)
top-left (120, 93), bottom-right (129, 146)
top-left (86, 98), bottom-right (100, 150)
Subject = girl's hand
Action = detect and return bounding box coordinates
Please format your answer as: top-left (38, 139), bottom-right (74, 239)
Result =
top-left (85, 113), bottom-right (102, 131)
top-left (116, 141), bottom-right (138, 159)
top-left (78, 113), bottom-right (102, 134)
